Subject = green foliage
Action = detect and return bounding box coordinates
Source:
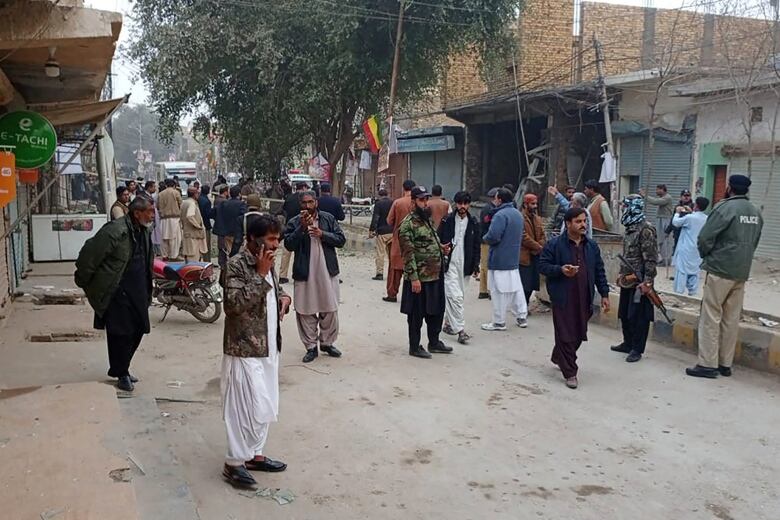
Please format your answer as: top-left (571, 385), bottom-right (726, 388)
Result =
top-left (130, 0), bottom-right (521, 181)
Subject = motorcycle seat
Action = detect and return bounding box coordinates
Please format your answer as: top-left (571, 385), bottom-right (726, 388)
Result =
top-left (154, 259), bottom-right (213, 282)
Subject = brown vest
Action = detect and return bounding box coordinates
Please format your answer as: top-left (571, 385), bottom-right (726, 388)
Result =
top-left (589, 194), bottom-right (607, 231)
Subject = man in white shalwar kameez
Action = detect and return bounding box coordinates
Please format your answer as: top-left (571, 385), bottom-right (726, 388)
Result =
top-left (221, 215), bottom-right (291, 489)
top-left (480, 188), bottom-right (529, 331)
top-left (671, 197), bottom-right (709, 296)
top-left (439, 191), bottom-right (481, 344)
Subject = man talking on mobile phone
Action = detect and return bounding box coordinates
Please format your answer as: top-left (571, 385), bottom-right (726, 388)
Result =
top-left (539, 208), bottom-right (610, 389)
top-left (283, 191), bottom-right (346, 363)
top-left (221, 214), bottom-right (292, 489)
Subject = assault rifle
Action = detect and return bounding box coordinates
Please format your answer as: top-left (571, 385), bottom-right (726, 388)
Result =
top-left (617, 254), bottom-right (675, 324)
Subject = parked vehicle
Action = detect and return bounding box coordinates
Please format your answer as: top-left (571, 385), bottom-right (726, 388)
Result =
top-left (155, 162), bottom-right (199, 196)
top-left (152, 259), bottom-right (222, 323)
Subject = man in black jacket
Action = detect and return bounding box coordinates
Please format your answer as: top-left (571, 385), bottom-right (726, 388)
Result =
top-left (284, 191), bottom-right (347, 363)
top-left (539, 208), bottom-right (610, 389)
top-left (369, 189), bottom-right (393, 281)
top-left (438, 191), bottom-right (481, 344)
top-left (317, 183), bottom-right (345, 221)
top-left (214, 185), bottom-right (247, 269)
top-left (277, 182), bottom-right (308, 283)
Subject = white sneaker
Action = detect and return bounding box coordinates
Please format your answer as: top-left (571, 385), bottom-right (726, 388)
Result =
top-left (481, 322), bottom-right (507, 331)
top-left (516, 317), bottom-right (528, 328)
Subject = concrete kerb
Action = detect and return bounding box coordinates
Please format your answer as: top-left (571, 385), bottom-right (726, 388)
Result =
top-left (591, 291), bottom-right (780, 376)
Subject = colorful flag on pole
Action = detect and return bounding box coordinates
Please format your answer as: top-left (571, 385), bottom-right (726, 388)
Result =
top-left (362, 116), bottom-right (382, 154)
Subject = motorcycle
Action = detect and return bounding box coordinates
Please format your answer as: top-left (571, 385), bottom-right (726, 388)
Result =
top-left (152, 259), bottom-right (223, 323)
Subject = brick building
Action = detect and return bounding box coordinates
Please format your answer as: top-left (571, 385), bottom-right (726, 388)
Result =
top-left (400, 0), bottom-right (778, 225)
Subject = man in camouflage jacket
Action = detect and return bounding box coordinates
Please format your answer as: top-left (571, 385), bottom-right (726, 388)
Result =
top-left (398, 186), bottom-right (453, 359)
top-left (611, 195), bottom-right (658, 363)
top-left (221, 215), bottom-right (292, 490)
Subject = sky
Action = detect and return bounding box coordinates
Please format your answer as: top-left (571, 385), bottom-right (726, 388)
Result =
top-left (85, 0), bottom-right (759, 109)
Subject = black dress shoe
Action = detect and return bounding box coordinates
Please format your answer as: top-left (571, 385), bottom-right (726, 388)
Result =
top-left (718, 365), bottom-right (732, 377)
top-left (478, 292), bottom-right (490, 300)
top-left (302, 349), bottom-right (318, 363)
top-left (222, 464), bottom-right (257, 489)
top-left (409, 345), bottom-right (432, 359)
top-left (625, 351), bottom-right (642, 363)
top-left (245, 457), bottom-right (287, 472)
top-left (279, 277), bottom-right (289, 284)
top-left (372, 274), bottom-right (384, 281)
top-left (382, 296), bottom-right (397, 303)
top-left (117, 376), bottom-right (134, 392)
top-left (320, 345), bottom-right (342, 358)
top-left (428, 341), bottom-right (453, 354)
top-left (686, 365), bottom-right (719, 378)
top-left (611, 343), bottom-right (632, 354)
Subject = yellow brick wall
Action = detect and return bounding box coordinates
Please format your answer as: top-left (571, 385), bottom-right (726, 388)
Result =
top-left (580, 3), bottom-right (645, 80)
top-left (516, 0), bottom-right (575, 90)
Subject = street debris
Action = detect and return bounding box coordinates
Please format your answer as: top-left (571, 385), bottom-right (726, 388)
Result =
top-left (160, 412), bottom-right (171, 418)
top-left (239, 487), bottom-right (296, 505)
top-left (166, 380), bottom-right (185, 388)
top-left (108, 468), bottom-right (132, 483)
top-left (154, 397), bottom-right (206, 404)
top-left (127, 451), bottom-right (146, 475)
top-left (39, 508), bottom-right (66, 520)
top-left (758, 317), bottom-right (779, 328)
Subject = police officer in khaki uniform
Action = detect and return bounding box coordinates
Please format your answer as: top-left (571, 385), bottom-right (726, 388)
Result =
top-left (686, 174), bottom-right (764, 379)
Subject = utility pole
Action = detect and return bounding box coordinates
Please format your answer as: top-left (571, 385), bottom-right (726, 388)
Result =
top-left (593, 34), bottom-right (618, 223)
top-left (388, 0), bottom-right (406, 120)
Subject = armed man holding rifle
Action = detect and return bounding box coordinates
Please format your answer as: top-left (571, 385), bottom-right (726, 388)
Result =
top-left (611, 195), bottom-right (658, 363)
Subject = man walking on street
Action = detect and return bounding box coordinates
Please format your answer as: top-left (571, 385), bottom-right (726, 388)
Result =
top-left (686, 175), bottom-right (763, 379)
top-left (583, 180), bottom-right (613, 232)
top-left (481, 188), bottom-right (528, 331)
top-left (284, 191), bottom-right (346, 363)
top-left (221, 215), bottom-right (292, 489)
top-left (278, 182), bottom-right (308, 283)
top-left (520, 193), bottom-right (546, 306)
top-left (317, 183), bottom-right (345, 221)
top-left (198, 185), bottom-right (214, 261)
top-left (369, 188), bottom-right (393, 281)
top-left (111, 186), bottom-right (130, 220)
top-left (611, 195), bottom-right (657, 363)
top-left (181, 186), bottom-right (208, 263)
top-left (158, 178), bottom-right (183, 260)
top-left (428, 184), bottom-right (451, 230)
top-left (384, 179), bottom-right (417, 302)
top-left (439, 191), bottom-right (480, 345)
top-left (539, 208), bottom-right (610, 388)
top-left (399, 186), bottom-right (453, 358)
top-left (641, 184), bottom-right (675, 266)
top-left (75, 197), bottom-right (155, 392)
top-left (670, 197), bottom-right (709, 295)
top-left (478, 187), bottom-right (498, 299)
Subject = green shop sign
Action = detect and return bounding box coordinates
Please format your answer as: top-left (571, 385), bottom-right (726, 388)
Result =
top-left (0, 111), bottom-right (57, 169)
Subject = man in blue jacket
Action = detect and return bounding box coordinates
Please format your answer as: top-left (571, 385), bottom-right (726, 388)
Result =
top-left (481, 188), bottom-right (528, 331)
top-left (539, 208), bottom-right (610, 389)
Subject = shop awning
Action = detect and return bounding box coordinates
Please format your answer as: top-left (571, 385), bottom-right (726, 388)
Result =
top-left (32, 97), bottom-right (127, 127)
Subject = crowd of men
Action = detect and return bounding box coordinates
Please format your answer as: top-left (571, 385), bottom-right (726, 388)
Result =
top-left (75, 171), bottom-right (764, 488)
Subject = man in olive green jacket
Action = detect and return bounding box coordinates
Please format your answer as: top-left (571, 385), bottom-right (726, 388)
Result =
top-left (398, 186), bottom-right (453, 359)
top-left (75, 197), bottom-right (155, 392)
top-left (687, 175), bottom-right (764, 379)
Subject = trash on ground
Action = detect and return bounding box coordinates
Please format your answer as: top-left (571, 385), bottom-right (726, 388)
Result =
top-left (160, 412), bottom-right (171, 418)
top-left (239, 487), bottom-right (295, 505)
top-left (127, 451), bottom-right (146, 475)
top-left (108, 468), bottom-right (132, 483)
top-left (166, 380), bottom-right (184, 388)
top-left (758, 317), bottom-right (779, 327)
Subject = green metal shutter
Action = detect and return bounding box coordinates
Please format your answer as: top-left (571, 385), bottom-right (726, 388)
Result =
top-left (726, 156), bottom-right (779, 258)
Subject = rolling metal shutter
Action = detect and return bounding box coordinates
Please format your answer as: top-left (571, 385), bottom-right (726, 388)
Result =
top-left (726, 156), bottom-right (779, 258)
